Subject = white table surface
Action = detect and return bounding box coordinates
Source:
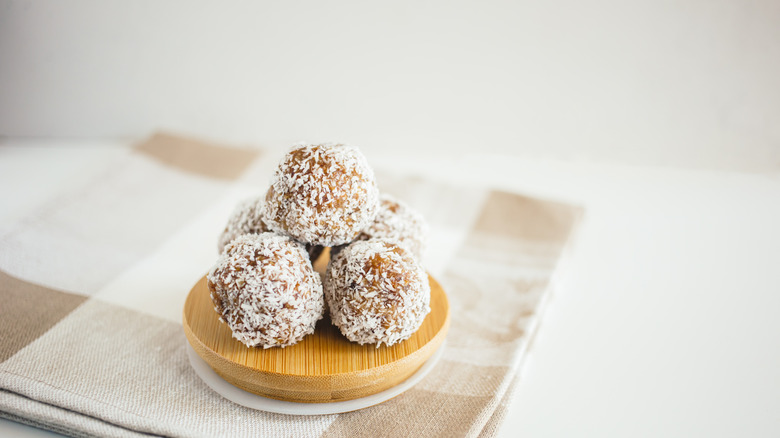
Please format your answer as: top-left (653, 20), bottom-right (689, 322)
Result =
top-left (1, 142), bottom-right (779, 437)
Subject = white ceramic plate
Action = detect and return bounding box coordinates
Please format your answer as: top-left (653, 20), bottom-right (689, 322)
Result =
top-left (186, 340), bottom-right (446, 415)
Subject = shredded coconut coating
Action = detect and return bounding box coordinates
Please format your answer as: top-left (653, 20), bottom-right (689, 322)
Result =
top-left (355, 194), bottom-right (429, 261)
top-left (217, 197), bottom-right (268, 252)
top-left (262, 143), bottom-right (380, 247)
top-left (207, 233), bottom-right (324, 348)
top-left (324, 239), bottom-right (431, 347)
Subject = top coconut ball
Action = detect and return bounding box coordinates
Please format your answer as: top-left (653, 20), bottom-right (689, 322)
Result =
top-left (262, 143), bottom-right (380, 247)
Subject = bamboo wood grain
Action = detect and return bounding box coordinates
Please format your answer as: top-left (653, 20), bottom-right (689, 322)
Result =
top-left (182, 254), bottom-right (450, 403)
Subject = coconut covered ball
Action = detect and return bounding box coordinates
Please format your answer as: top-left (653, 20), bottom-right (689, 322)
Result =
top-left (262, 143), bottom-right (380, 247)
top-left (217, 197), bottom-right (268, 252)
top-left (207, 233), bottom-right (324, 348)
top-left (355, 194), bottom-right (429, 261)
top-left (324, 239), bottom-right (431, 347)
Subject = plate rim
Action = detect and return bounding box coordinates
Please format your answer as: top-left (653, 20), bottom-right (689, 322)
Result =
top-left (186, 339), bottom-right (446, 415)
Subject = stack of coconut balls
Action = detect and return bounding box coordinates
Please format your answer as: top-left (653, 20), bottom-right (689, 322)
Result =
top-left (207, 143), bottom-right (430, 349)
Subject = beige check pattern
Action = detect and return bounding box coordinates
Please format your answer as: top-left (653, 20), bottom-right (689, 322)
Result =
top-left (0, 134), bottom-right (581, 437)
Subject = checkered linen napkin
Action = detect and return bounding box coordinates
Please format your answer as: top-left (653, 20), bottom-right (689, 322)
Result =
top-left (0, 134), bottom-right (581, 437)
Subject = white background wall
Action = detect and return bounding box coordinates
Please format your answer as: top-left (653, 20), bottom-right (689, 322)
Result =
top-left (1, 0), bottom-right (779, 171)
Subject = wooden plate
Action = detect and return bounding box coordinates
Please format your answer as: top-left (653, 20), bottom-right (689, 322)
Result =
top-left (182, 252), bottom-right (450, 403)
